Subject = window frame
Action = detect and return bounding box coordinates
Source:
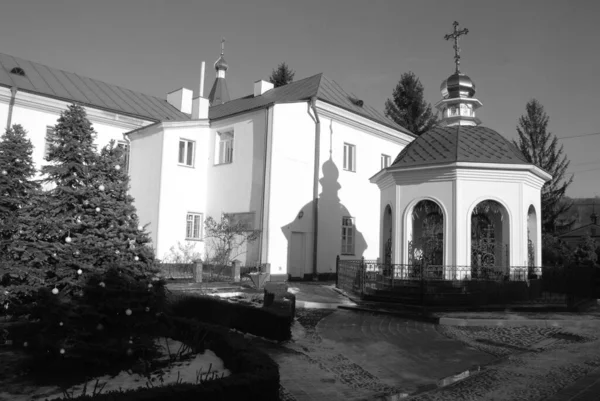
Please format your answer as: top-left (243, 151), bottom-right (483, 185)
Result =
top-left (185, 212), bottom-right (203, 240)
top-left (215, 131), bottom-right (234, 165)
top-left (44, 126), bottom-right (55, 160)
top-left (178, 139), bottom-right (195, 167)
top-left (343, 143), bottom-right (356, 172)
top-left (341, 216), bottom-right (355, 255)
top-left (117, 140), bottom-right (129, 172)
top-left (381, 154), bottom-right (391, 170)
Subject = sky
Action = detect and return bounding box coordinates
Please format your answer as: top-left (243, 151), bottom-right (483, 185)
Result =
top-left (1, 0), bottom-right (599, 198)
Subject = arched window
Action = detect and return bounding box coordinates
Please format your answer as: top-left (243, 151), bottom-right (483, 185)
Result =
top-left (10, 67), bottom-right (25, 76)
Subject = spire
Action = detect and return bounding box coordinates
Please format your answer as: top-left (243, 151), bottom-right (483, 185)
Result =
top-left (208, 37), bottom-right (230, 106)
top-left (435, 21), bottom-right (482, 127)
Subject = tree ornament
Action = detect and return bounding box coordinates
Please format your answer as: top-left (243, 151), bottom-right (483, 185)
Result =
top-left (23, 342), bottom-right (28, 348)
top-left (145, 307), bottom-right (150, 312)
top-left (96, 323), bottom-right (104, 331)
top-left (52, 287), bottom-right (59, 295)
top-left (74, 250), bottom-right (80, 256)
top-left (99, 184), bottom-right (105, 191)
top-left (15, 158), bottom-right (20, 162)
top-left (77, 269), bottom-right (82, 275)
top-left (1, 170), bottom-right (6, 175)
top-left (99, 282), bottom-right (105, 287)
top-left (60, 348), bottom-right (65, 355)
top-left (129, 340), bottom-right (133, 344)
top-left (147, 283), bottom-right (153, 288)
top-left (125, 308), bottom-right (132, 316)
top-left (115, 165), bottom-right (121, 171)
top-left (126, 348), bottom-right (133, 356)
top-left (52, 253), bottom-right (57, 258)
top-left (138, 225), bottom-right (143, 231)
top-left (134, 256), bottom-right (139, 261)
top-left (65, 236), bottom-right (72, 243)
top-left (83, 200), bottom-right (89, 206)
top-left (59, 322), bottom-right (63, 326)
top-left (95, 207), bottom-right (101, 212)
top-left (73, 172), bottom-right (77, 177)
top-left (115, 250), bottom-right (120, 255)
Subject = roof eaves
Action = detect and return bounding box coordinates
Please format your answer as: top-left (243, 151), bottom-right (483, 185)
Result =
top-left (1, 83), bottom-right (161, 123)
top-left (209, 102), bottom-right (276, 122)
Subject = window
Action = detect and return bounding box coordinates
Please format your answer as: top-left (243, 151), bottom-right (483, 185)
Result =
top-left (216, 131), bottom-right (234, 165)
top-left (341, 216), bottom-right (355, 255)
top-left (10, 67), bottom-right (25, 76)
top-left (44, 126), bottom-right (55, 160)
top-left (117, 141), bottom-right (129, 172)
top-left (178, 139), bottom-right (195, 167)
top-left (186, 213), bottom-right (203, 240)
top-left (224, 212), bottom-right (255, 231)
top-left (381, 154), bottom-right (391, 169)
top-left (343, 143), bottom-right (356, 172)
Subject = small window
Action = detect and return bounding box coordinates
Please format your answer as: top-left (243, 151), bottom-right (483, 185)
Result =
top-left (224, 212), bottom-right (255, 231)
top-left (343, 143), bottom-right (356, 172)
top-left (341, 216), bottom-right (355, 255)
top-left (216, 131), bottom-right (234, 165)
top-left (117, 141), bottom-right (129, 172)
top-left (186, 213), bottom-right (203, 240)
top-left (44, 126), bottom-right (56, 160)
top-left (10, 67), bottom-right (25, 76)
top-left (381, 154), bottom-right (391, 169)
top-left (178, 139), bottom-right (195, 167)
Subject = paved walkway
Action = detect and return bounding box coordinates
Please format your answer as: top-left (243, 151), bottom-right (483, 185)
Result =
top-left (546, 367), bottom-right (600, 401)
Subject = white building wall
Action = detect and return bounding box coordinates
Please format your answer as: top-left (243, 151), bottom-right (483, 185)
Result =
top-left (205, 110), bottom-right (267, 266)
top-left (128, 124), bottom-right (164, 253)
top-left (270, 103), bottom-right (316, 277)
top-left (155, 123), bottom-right (210, 260)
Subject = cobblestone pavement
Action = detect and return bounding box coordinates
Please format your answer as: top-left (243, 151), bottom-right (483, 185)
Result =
top-left (408, 325), bottom-right (600, 400)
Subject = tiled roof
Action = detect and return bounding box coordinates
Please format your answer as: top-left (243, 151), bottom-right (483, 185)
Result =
top-left (209, 74), bottom-right (413, 135)
top-left (392, 125), bottom-right (529, 167)
top-left (0, 53), bottom-right (189, 122)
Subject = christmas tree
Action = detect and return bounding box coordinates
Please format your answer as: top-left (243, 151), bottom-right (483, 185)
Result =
top-left (0, 124), bottom-right (42, 315)
top-left (3, 105), bottom-right (166, 374)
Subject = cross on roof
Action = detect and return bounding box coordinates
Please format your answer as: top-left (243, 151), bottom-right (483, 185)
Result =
top-left (444, 21), bottom-right (469, 74)
top-left (221, 37), bottom-right (225, 55)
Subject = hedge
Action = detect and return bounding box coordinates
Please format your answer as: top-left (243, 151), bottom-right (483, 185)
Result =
top-left (47, 316), bottom-right (280, 401)
top-left (168, 294), bottom-right (292, 342)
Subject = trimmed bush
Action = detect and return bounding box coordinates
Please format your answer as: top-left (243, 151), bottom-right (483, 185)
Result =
top-left (48, 316), bottom-right (280, 401)
top-left (168, 295), bottom-right (292, 342)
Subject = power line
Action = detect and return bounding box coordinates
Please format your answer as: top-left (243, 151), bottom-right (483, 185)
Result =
top-left (568, 166), bottom-right (600, 174)
top-left (557, 132), bottom-right (600, 140)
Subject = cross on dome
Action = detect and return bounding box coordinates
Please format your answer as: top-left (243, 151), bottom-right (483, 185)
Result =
top-left (444, 21), bottom-right (469, 74)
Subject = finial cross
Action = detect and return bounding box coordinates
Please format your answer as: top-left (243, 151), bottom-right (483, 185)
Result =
top-left (444, 21), bottom-right (469, 73)
top-left (221, 37), bottom-right (225, 55)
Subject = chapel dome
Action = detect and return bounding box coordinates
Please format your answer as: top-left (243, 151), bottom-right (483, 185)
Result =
top-left (214, 55), bottom-right (228, 71)
top-left (440, 73), bottom-right (476, 99)
top-left (391, 125), bottom-right (529, 168)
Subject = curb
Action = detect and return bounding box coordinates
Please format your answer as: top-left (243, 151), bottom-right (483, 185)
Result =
top-left (295, 300), bottom-right (356, 309)
top-left (337, 305), bottom-right (440, 324)
top-left (439, 317), bottom-right (600, 328)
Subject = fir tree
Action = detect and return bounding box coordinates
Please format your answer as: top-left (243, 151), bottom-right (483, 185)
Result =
top-left (268, 62), bottom-right (295, 88)
top-left (384, 71), bottom-right (438, 136)
top-left (513, 99), bottom-right (574, 234)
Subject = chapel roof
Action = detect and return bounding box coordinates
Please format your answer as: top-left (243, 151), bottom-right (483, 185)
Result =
top-left (208, 73), bottom-right (413, 135)
top-left (0, 53), bottom-right (189, 122)
top-left (391, 125), bottom-right (529, 168)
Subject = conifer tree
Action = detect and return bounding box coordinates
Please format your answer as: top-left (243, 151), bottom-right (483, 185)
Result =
top-left (269, 62), bottom-right (295, 88)
top-left (513, 99), bottom-right (574, 233)
top-left (384, 71), bottom-right (438, 136)
top-left (0, 125), bottom-right (41, 313)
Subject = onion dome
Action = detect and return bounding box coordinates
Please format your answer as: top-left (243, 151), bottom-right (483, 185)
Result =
top-left (440, 73), bottom-right (476, 99)
top-left (214, 55), bottom-right (228, 72)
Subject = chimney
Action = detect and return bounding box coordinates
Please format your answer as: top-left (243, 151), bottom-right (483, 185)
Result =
top-left (167, 88), bottom-right (193, 114)
top-left (254, 80), bottom-right (274, 97)
top-left (192, 96), bottom-right (209, 119)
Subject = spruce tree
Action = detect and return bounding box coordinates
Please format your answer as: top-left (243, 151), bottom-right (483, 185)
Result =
top-left (513, 99), bottom-right (574, 234)
top-left (0, 125), bottom-right (42, 314)
top-left (269, 62), bottom-right (295, 88)
top-left (384, 71), bottom-right (438, 136)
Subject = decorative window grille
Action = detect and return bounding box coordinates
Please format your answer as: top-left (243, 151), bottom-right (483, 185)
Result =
top-left (217, 131), bottom-right (234, 164)
top-left (186, 213), bottom-right (203, 239)
top-left (178, 139), bottom-right (195, 167)
top-left (343, 143), bottom-right (356, 172)
top-left (381, 154), bottom-right (391, 169)
top-left (341, 216), bottom-right (355, 255)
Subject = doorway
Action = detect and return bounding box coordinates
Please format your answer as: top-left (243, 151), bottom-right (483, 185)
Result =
top-left (290, 232), bottom-right (307, 278)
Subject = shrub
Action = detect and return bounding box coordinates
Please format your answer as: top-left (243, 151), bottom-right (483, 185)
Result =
top-left (168, 295), bottom-right (292, 342)
top-left (49, 317), bottom-right (280, 401)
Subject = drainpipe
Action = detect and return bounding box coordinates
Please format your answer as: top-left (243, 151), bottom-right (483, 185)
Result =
top-left (258, 106), bottom-right (271, 268)
top-left (310, 97), bottom-right (320, 279)
top-left (6, 87), bottom-right (18, 130)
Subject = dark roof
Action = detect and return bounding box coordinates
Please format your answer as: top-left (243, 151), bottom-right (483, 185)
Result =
top-left (0, 53), bottom-right (189, 122)
top-left (559, 223), bottom-right (600, 239)
top-left (208, 77), bottom-right (230, 106)
top-left (208, 74), bottom-right (413, 135)
top-left (391, 125), bottom-right (529, 168)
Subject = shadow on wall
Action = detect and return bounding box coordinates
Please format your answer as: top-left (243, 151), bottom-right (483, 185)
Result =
top-left (282, 157), bottom-right (367, 279)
